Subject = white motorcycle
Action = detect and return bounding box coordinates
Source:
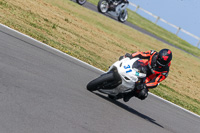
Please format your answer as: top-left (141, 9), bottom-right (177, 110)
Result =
top-left (87, 57), bottom-right (148, 100)
top-left (76, 0), bottom-right (87, 5)
top-left (97, 0), bottom-right (129, 22)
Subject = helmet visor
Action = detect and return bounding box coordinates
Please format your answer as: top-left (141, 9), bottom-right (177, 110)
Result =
top-left (156, 60), bottom-right (166, 67)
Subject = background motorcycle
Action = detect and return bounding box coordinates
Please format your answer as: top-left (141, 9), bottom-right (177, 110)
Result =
top-left (97, 0), bottom-right (129, 23)
top-left (87, 57), bottom-right (148, 100)
top-left (76, 0), bottom-right (87, 5)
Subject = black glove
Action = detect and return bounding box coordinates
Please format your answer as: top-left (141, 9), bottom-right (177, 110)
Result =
top-left (119, 53), bottom-right (132, 61)
top-left (119, 56), bottom-right (124, 61)
top-left (125, 53), bottom-right (133, 59)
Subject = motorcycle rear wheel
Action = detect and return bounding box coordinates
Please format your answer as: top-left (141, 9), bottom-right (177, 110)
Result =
top-left (76, 0), bottom-right (87, 5)
top-left (97, 0), bottom-right (109, 13)
top-left (87, 72), bottom-right (114, 91)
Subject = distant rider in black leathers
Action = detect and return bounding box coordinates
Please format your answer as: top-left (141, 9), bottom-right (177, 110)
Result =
top-left (109, 0), bottom-right (129, 11)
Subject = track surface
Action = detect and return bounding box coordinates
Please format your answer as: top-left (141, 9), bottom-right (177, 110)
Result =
top-left (0, 24), bottom-right (200, 133)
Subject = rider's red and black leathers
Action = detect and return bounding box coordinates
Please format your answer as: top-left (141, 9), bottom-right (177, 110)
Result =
top-left (131, 50), bottom-right (171, 89)
top-left (123, 50), bottom-right (171, 101)
top-left (110, 0), bottom-right (129, 11)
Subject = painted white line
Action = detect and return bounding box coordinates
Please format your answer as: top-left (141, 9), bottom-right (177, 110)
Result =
top-left (150, 93), bottom-right (200, 118)
top-left (1, 23), bottom-right (200, 118)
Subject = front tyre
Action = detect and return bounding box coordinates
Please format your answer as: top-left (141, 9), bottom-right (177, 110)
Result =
top-left (76, 0), bottom-right (87, 5)
top-left (97, 0), bottom-right (109, 13)
top-left (87, 72), bottom-right (114, 91)
top-left (118, 9), bottom-right (128, 23)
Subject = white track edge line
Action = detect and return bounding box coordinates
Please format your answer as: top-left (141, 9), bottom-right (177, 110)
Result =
top-left (1, 23), bottom-right (199, 118)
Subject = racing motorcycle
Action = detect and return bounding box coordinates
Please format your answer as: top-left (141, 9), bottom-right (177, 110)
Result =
top-left (87, 56), bottom-right (149, 100)
top-left (76, 0), bottom-right (87, 5)
top-left (97, 0), bottom-right (129, 22)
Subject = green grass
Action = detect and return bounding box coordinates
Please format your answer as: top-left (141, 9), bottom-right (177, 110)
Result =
top-left (87, 0), bottom-right (200, 57)
top-left (150, 84), bottom-right (200, 115)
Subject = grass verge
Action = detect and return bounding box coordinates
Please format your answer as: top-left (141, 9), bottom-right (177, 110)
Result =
top-left (87, 0), bottom-right (200, 58)
top-left (0, 0), bottom-right (200, 115)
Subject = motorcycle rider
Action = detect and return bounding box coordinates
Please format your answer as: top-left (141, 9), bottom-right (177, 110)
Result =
top-left (121, 49), bottom-right (172, 102)
top-left (110, 0), bottom-right (129, 11)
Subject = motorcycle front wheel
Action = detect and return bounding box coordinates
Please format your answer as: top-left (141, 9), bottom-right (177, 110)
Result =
top-left (76, 0), bottom-right (87, 5)
top-left (87, 72), bottom-right (114, 91)
top-left (118, 10), bottom-right (128, 23)
top-left (97, 0), bottom-right (109, 13)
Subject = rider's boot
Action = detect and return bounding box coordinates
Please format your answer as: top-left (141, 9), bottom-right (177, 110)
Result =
top-left (124, 86), bottom-right (148, 101)
top-left (123, 91), bottom-right (135, 102)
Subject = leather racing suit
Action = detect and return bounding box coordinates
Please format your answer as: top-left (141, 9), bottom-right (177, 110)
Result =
top-left (123, 50), bottom-right (171, 101)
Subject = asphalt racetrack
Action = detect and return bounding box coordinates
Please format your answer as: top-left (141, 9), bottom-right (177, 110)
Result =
top-left (0, 22), bottom-right (200, 133)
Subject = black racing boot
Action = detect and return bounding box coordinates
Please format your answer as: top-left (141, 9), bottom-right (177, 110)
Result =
top-left (123, 91), bottom-right (135, 102)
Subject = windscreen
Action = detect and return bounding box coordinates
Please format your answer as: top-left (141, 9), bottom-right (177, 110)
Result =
top-left (132, 60), bottom-right (147, 74)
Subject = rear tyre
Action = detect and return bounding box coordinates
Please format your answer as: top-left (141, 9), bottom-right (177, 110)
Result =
top-left (87, 72), bottom-right (114, 91)
top-left (97, 0), bottom-right (109, 13)
top-left (76, 0), bottom-right (86, 5)
top-left (108, 95), bottom-right (116, 100)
